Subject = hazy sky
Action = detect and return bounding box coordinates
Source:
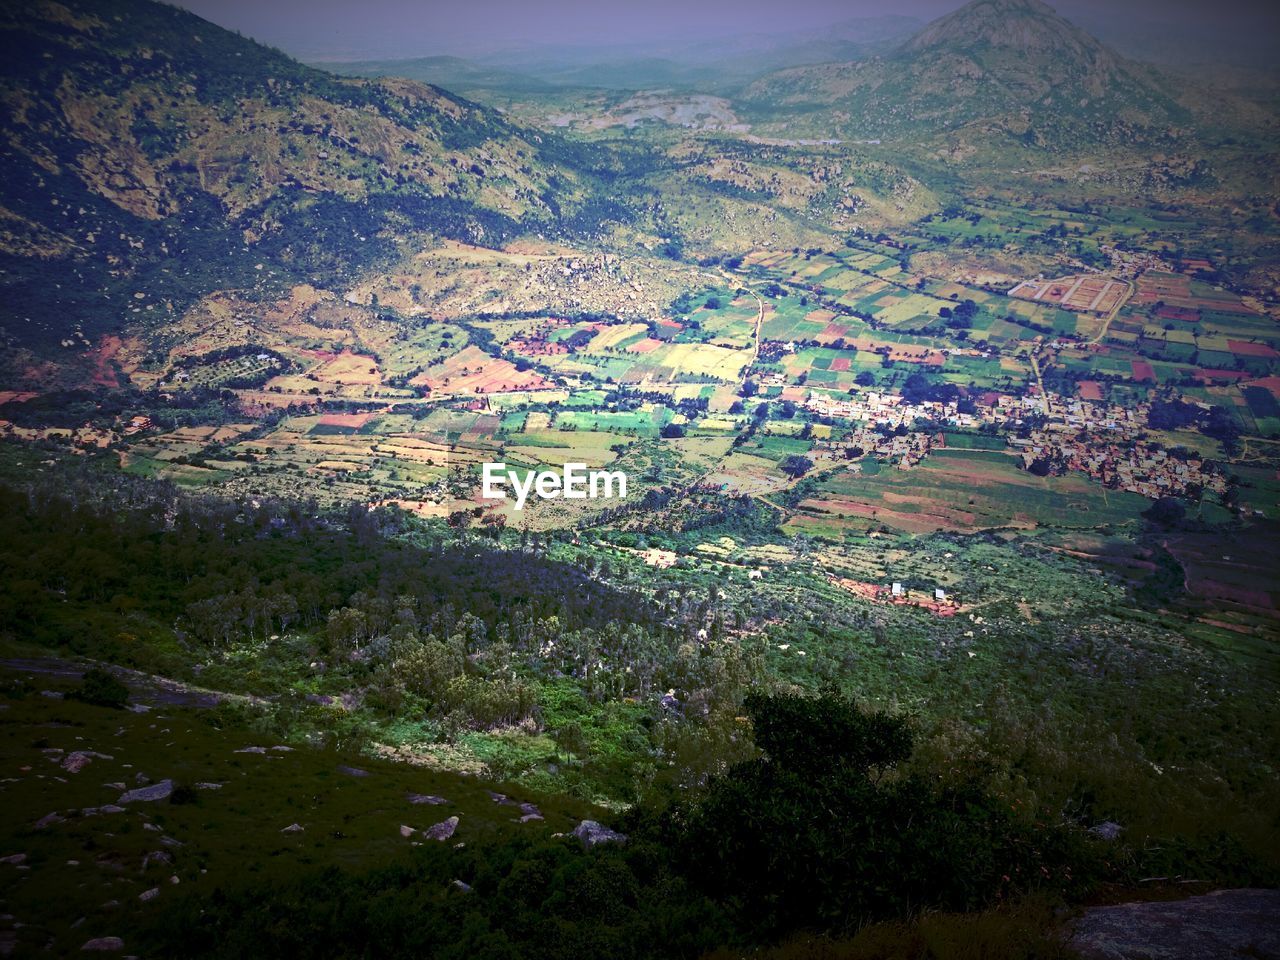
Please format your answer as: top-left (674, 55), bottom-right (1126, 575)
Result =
top-left (171, 0), bottom-right (1280, 62)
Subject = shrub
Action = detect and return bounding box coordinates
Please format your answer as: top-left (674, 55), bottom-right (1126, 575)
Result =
top-left (69, 668), bottom-right (129, 709)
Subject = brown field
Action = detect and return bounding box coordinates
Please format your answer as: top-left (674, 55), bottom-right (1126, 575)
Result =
top-left (318, 412), bottom-right (376, 429)
top-left (830, 356), bottom-right (851, 372)
top-left (1156, 305), bottom-right (1201, 323)
top-left (1196, 368), bottom-right (1252, 383)
top-left (627, 337), bottom-right (664, 354)
top-left (1134, 271), bottom-right (1258, 315)
top-left (314, 350), bottom-right (382, 385)
top-left (1131, 360), bottom-right (1156, 382)
top-left (1245, 376), bottom-right (1280, 398)
top-left (1078, 381), bottom-right (1104, 401)
top-left (411, 345), bottom-right (547, 395)
top-left (1229, 341), bottom-right (1279, 359)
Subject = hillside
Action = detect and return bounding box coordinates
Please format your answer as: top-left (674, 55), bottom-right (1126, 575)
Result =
top-left (0, 0), bottom-right (608, 354)
top-left (739, 0), bottom-right (1188, 150)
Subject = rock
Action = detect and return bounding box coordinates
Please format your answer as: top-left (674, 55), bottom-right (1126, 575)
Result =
top-left (1088, 821), bottom-right (1123, 841)
top-left (336, 765), bottom-right (369, 778)
top-left (485, 790), bottom-right (518, 806)
top-left (572, 820), bottom-right (627, 849)
top-left (104, 782), bottom-right (126, 791)
top-left (81, 805), bottom-right (125, 817)
top-left (423, 816), bottom-right (459, 841)
top-left (40, 690), bottom-right (64, 700)
top-left (518, 803), bottom-right (544, 822)
top-left (138, 888), bottom-right (159, 903)
top-left (407, 793), bottom-right (447, 805)
top-left (194, 782), bottom-right (222, 790)
top-left (0, 854), bottom-right (26, 866)
top-left (280, 823), bottom-right (304, 834)
top-left (118, 780), bottom-right (172, 804)
top-left (1070, 888), bottom-right (1280, 960)
top-left (451, 879), bottom-right (473, 893)
top-left (80, 937), bottom-right (124, 951)
top-left (233, 746), bottom-right (266, 754)
top-left (134, 773), bottom-right (150, 785)
top-left (141, 851), bottom-right (172, 870)
top-left (270, 746), bottom-right (293, 752)
top-left (34, 812), bottom-right (64, 829)
top-left (62, 752), bottom-right (110, 774)
top-left (399, 825), bottom-right (416, 838)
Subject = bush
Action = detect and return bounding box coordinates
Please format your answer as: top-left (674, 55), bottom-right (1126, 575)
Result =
top-left (668, 691), bottom-right (1076, 940)
top-left (69, 668), bottom-right (130, 709)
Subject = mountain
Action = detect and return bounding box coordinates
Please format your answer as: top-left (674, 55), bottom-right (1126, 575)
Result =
top-left (324, 55), bottom-right (557, 94)
top-left (327, 17), bottom-right (924, 97)
top-left (739, 0), bottom-right (1187, 149)
top-left (0, 0), bottom-right (605, 352)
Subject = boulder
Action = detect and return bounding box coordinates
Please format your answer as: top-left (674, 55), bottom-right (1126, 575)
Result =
top-left (423, 816), bottom-right (459, 841)
top-left (80, 937), bottom-right (124, 951)
top-left (280, 823), bottom-right (304, 834)
top-left (1088, 821), bottom-right (1123, 841)
top-left (407, 793), bottom-right (448, 805)
top-left (118, 780), bottom-right (172, 804)
top-left (572, 820), bottom-right (627, 849)
top-left (62, 751), bottom-right (110, 774)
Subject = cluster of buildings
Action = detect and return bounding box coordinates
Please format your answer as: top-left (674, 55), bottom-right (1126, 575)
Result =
top-left (803, 387), bottom-right (1228, 501)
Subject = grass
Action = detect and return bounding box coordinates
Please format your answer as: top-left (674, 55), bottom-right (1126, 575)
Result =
top-left (0, 670), bottom-right (602, 956)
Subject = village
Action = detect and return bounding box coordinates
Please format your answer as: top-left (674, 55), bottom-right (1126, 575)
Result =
top-left (803, 386), bottom-right (1228, 501)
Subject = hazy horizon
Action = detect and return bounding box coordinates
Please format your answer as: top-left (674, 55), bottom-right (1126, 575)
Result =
top-left (169, 0), bottom-right (1280, 64)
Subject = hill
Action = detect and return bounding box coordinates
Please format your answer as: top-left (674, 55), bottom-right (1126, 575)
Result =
top-left (0, 0), bottom-right (608, 353)
top-left (739, 0), bottom-right (1188, 150)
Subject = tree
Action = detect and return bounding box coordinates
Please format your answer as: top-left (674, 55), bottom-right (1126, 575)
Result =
top-left (780, 455), bottom-right (813, 479)
top-left (70, 668), bottom-right (129, 709)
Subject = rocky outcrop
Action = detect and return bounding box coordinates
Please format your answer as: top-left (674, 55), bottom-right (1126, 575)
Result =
top-left (1069, 888), bottom-right (1280, 960)
top-left (572, 820), bottom-right (627, 849)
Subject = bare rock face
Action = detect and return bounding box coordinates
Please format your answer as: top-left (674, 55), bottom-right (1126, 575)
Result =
top-left (572, 820), bottom-right (627, 849)
top-left (1069, 888), bottom-right (1280, 960)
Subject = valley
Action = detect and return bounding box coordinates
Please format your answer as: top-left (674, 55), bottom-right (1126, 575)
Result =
top-left (0, 0), bottom-right (1277, 956)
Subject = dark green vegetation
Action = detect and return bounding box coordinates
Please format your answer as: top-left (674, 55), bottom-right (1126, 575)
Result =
top-left (1, 468), bottom-right (1277, 954)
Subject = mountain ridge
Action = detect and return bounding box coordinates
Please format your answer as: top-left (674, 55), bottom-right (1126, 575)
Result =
top-left (739, 0), bottom-right (1187, 149)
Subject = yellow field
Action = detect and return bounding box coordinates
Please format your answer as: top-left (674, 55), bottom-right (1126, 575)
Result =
top-left (589, 322), bottom-right (650, 351)
top-left (656, 342), bottom-right (752, 380)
